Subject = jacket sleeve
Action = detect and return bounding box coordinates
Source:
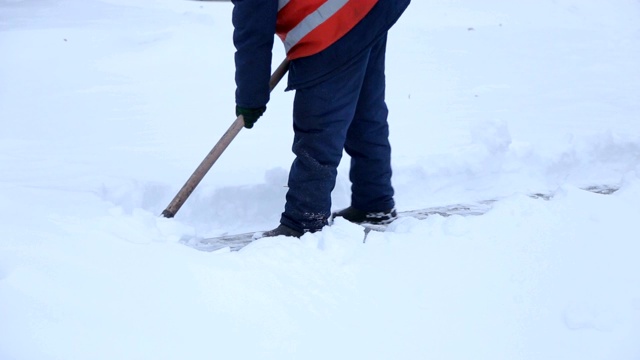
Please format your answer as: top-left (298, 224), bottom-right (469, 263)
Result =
top-left (231, 0), bottom-right (278, 109)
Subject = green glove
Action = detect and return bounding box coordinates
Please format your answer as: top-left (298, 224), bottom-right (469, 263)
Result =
top-left (236, 105), bottom-right (266, 129)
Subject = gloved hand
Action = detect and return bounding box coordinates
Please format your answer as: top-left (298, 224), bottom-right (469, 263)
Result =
top-left (236, 105), bottom-right (266, 129)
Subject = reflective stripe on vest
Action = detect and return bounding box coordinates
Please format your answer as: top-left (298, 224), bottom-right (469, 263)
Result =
top-left (276, 0), bottom-right (378, 60)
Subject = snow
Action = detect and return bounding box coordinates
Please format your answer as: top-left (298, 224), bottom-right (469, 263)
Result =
top-left (1, 0), bottom-right (639, 358)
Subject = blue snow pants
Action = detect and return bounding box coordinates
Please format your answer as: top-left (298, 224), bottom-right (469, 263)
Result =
top-left (280, 34), bottom-right (395, 233)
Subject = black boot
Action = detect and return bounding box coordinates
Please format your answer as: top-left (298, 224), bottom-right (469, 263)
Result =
top-left (260, 224), bottom-right (304, 238)
top-left (331, 206), bottom-right (397, 225)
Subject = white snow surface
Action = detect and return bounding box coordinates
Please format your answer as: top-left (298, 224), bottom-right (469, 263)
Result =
top-left (1, 0), bottom-right (640, 359)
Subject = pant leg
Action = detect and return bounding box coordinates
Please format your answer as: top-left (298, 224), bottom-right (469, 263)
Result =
top-left (280, 49), bottom-right (372, 233)
top-left (345, 34), bottom-right (395, 212)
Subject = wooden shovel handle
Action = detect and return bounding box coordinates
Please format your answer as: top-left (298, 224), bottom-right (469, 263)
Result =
top-left (161, 58), bottom-right (290, 218)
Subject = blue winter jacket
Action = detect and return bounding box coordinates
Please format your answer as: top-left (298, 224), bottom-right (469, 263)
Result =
top-left (231, 0), bottom-right (410, 109)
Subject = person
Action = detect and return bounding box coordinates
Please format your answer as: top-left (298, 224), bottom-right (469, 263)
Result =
top-left (231, 0), bottom-right (410, 237)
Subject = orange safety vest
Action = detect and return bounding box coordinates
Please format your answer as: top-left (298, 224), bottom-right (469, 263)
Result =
top-left (276, 0), bottom-right (379, 60)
